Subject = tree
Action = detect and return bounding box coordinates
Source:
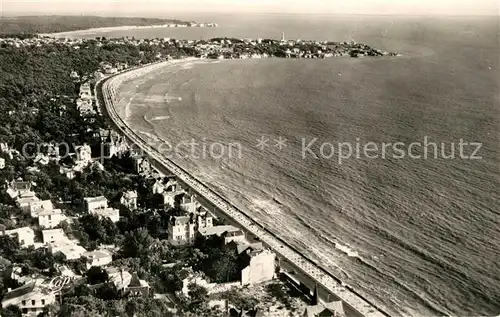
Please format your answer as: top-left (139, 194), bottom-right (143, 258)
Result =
top-left (186, 283), bottom-right (208, 312)
top-left (0, 305), bottom-right (22, 317)
top-left (0, 234), bottom-right (20, 260)
top-left (184, 248), bottom-right (208, 272)
top-left (94, 282), bottom-right (120, 301)
top-left (73, 283), bottom-right (92, 297)
top-left (86, 266), bottom-right (109, 285)
top-left (125, 298), bottom-right (145, 317)
top-left (213, 248), bottom-right (240, 283)
top-left (121, 228), bottom-right (154, 259)
top-left (159, 267), bottom-right (184, 293)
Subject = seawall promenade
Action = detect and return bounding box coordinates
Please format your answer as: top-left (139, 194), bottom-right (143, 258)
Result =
top-left (96, 59), bottom-right (393, 317)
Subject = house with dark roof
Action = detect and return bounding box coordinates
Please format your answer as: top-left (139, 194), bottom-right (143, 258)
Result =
top-left (168, 215), bottom-right (196, 246)
top-left (124, 272), bottom-right (150, 297)
top-left (1, 282), bottom-right (56, 316)
top-left (303, 288), bottom-right (346, 317)
top-left (90, 268), bottom-right (149, 298)
top-left (225, 241), bottom-right (276, 286)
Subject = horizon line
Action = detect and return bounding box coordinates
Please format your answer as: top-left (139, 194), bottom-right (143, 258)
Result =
top-left (2, 12), bottom-right (498, 18)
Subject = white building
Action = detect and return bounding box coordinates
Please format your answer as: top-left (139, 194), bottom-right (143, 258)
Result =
top-left (4, 227), bottom-right (35, 248)
top-left (161, 185), bottom-right (185, 207)
top-left (240, 248), bottom-right (276, 286)
top-left (75, 144), bottom-right (92, 163)
top-left (42, 229), bottom-right (87, 260)
top-left (132, 155), bottom-right (152, 175)
top-left (16, 192), bottom-right (40, 212)
top-left (1, 282), bottom-right (56, 316)
top-left (176, 193), bottom-right (200, 213)
top-left (48, 240), bottom-right (87, 260)
top-left (84, 196), bottom-right (108, 213)
top-left (120, 190), bottom-right (138, 210)
top-left (0, 142), bottom-right (9, 152)
top-left (6, 180), bottom-right (32, 199)
top-left (29, 200), bottom-right (53, 218)
top-left (0, 157), bottom-right (5, 169)
top-left (79, 82), bottom-right (92, 99)
top-left (97, 207), bottom-right (120, 223)
top-left (83, 196), bottom-right (119, 222)
top-left (42, 228), bottom-right (66, 244)
top-left (59, 166), bottom-right (76, 180)
top-left (76, 99), bottom-right (94, 115)
top-left (168, 216), bottom-right (196, 246)
top-left (38, 209), bottom-right (65, 229)
top-left (83, 250), bottom-right (112, 269)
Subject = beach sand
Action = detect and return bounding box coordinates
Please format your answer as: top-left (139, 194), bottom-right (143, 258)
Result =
top-left (40, 24), bottom-right (172, 38)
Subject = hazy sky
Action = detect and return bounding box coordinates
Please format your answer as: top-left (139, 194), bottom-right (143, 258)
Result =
top-left (2, 0), bottom-right (498, 16)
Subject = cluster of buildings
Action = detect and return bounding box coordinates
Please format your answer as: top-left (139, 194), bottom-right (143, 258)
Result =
top-left (0, 176), bottom-right (148, 315)
top-left (157, 175), bottom-right (276, 289)
top-left (83, 195), bottom-right (120, 223)
top-left (74, 62), bottom-right (125, 118)
top-left (75, 82), bottom-right (95, 116)
top-left (0, 34), bottom-right (397, 64)
top-left (1, 264), bottom-right (150, 316)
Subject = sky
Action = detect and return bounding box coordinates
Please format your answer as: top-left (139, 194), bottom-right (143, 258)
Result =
top-left (1, 0), bottom-right (498, 16)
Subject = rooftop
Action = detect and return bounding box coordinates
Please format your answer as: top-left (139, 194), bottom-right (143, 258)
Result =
top-left (1, 282), bottom-right (36, 302)
top-left (94, 207), bottom-right (119, 218)
top-left (170, 215), bottom-right (190, 226)
top-left (83, 250), bottom-right (111, 260)
top-left (198, 225), bottom-right (240, 237)
top-left (236, 242), bottom-right (264, 255)
top-left (5, 226), bottom-right (34, 236)
top-left (10, 181), bottom-right (31, 191)
top-left (123, 190), bottom-right (138, 199)
top-left (304, 301), bottom-right (345, 317)
top-left (30, 200), bottom-right (53, 210)
top-left (84, 196), bottom-right (107, 203)
top-left (38, 208), bottom-right (63, 216)
top-left (42, 228), bottom-right (65, 242)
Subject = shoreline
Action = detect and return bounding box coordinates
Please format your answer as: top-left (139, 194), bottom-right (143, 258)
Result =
top-left (97, 59), bottom-right (394, 317)
top-left (39, 25), bottom-right (174, 38)
top-left (40, 24), bottom-right (217, 38)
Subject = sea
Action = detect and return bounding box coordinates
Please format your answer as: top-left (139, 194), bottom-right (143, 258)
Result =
top-left (81, 14), bottom-right (499, 316)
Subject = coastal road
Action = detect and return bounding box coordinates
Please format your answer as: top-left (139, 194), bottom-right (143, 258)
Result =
top-left (97, 59), bottom-right (392, 317)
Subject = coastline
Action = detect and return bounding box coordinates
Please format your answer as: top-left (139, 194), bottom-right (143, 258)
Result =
top-left (40, 25), bottom-right (174, 38)
top-left (40, 24), bottom-right (216, 38)
top-left (97, 59), bottom-right (394, 317)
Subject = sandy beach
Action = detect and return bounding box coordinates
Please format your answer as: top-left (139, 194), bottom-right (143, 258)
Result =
top-left (40, 24), bottom-right (176, 38)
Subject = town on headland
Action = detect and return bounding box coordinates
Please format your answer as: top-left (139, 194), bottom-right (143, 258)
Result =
top-left (1, 34), bottom-right (399, 61)
top-left (0, 16), bottom-right (397, 317)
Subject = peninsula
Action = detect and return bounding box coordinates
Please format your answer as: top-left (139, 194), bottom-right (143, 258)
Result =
top-left (0, 15), bottom-right (217, 36)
